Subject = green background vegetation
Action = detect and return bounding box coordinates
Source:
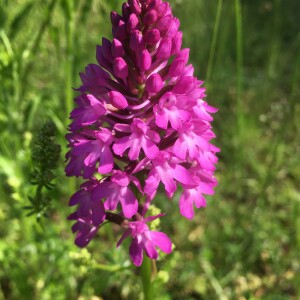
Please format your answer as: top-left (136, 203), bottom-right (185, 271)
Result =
top-left (0, 0), bottom-right (299, 299)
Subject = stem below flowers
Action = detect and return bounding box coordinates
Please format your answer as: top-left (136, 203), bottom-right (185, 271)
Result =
top-left (141, 256), bottom-right (153, 300)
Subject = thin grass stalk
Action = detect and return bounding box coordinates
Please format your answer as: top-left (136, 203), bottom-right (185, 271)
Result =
top-left (62, 0), bottom-right (77, 193)
top-left (235, 0), bottom-right (244, 143)
top-left (290, 30), bottom-right (300, 299)
top-left (206, 0), bottom-right (223, 85)
top-left (267, 0), bottom-right (281, 79)
top-left (64, 1), bottom-right (75, 124)
top-left (291, 30), bottom-right (300, 107)
top-left (1, 29), bottom-right (19, 137)
top-left (201, 259), bottom-right (228, 300)
top-left (12, 57), bottom-right (20, 135)
top-left (21, 0), bottom-right (58, 87)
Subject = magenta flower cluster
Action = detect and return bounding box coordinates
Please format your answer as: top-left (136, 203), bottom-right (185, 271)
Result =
top-left (66, 0), bottom-right (219, 266)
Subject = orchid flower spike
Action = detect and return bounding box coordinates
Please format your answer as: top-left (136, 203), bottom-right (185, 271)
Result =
top-left (66, 0), bottom-right (219, 266)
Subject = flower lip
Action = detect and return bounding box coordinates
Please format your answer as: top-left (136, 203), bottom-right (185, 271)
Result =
top-left (129, 221), bottom-right (149, 237)
top-left (110, 170), bottom-right (130, 187)
top-left (131, 118), bottom-right (148, 134)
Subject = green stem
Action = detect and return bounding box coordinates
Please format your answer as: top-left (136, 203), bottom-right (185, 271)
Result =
top-left (206, 0), bottom-right (223, 84)
top-left (141, 256), bottom-right (153, 300)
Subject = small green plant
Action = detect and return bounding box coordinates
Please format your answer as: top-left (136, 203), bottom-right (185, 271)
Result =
top-left (24, 121), bottom-right (61, 220)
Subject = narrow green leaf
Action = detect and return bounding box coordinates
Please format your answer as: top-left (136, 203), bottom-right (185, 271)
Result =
top-left (0, 3), bottom-right (7, 28)
top-left (25, 96), bottom-right (41, 128)
top-left (80, 0), bottom-right (94, 24)
top-left (26, 211), bottom-right (36, 217)
top-left (23, 206), bottom-right (34, 210)
top-left (9, 2), bottom-right (35, 39)
top-left (0, 30), bottom-right (13, 58)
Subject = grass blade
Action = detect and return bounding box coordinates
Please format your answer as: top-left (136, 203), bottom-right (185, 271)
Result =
top-left (235, 0), bottom-right (244, 139)
top-left (206, 0), bottom-right (223, 84)
top-left (9, 1), bottom-right (35, 39)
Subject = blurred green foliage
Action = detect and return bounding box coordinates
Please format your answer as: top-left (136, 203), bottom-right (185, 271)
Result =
top-left (0, 0), bottom-right (300, 299)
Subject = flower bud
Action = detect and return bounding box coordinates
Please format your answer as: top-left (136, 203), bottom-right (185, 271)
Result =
top-left (130, 30), bottom-right (144, 51)
top-left (144, 29), bottom-right (161, 45)
top-left (80, 64), bottom-right (110, 90)
top-left (176, 48), bottom-right (190, 62)
top-left (127, 13), bottom-right (140, 33)
top-left (96, 46), bottom-right (112, 71)
top-left (137, 49), bottom-right (152, 72)
top-left (157, 15), bottom-right (172, 32)
top-left (102, 38), bottom-right (112, 61)
top-left (171, 31), bottom-right (182, 55)
top-left (146, 74), bottom-right (163, 93)
top-left (172, 76), bottom-right (195, 94)
top-left (140, 0), bottom-right (152, 5)
top-left (128, 0), bottom-right (141, 15)
top-left (143, 10), bottom-right (158, 26)
top-left (108, 91), bottom-right (128, 109)
top-left (113, 57), bottom-right (128, 79)
top-left (111, 39), bottom-right (124, 58)
top-left (166, 18), bottom-right (180, 38)
top-left (111, 11), bottom-right (123, 26)
top-left (169, 49), bottom-right (190, 77)
top-left (157, 2), bottom-right (171, 18)
top-left (113, 20), bottom-right (127, 41)
top-left (122, 3), bottom-right (131, 20)
top-left (156, 38), bottom-right (172, 59)
top-left (149, 0), bottom-right (162, 10)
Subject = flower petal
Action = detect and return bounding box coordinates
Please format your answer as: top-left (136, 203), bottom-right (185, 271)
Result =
top-left (130, 238), bottom-right (144, 266)
top-left (98, 146), bottom-right (114, 174)
top-left (120, 187), bottom-right (138, 218)
top-left (144, 239), bottom-right (158, 259)
top-left (149, 231), bottom-right (172, 254)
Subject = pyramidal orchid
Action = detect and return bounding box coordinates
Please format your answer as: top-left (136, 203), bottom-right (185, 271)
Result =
top-left (66, 0), bottom-right (219, 266)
